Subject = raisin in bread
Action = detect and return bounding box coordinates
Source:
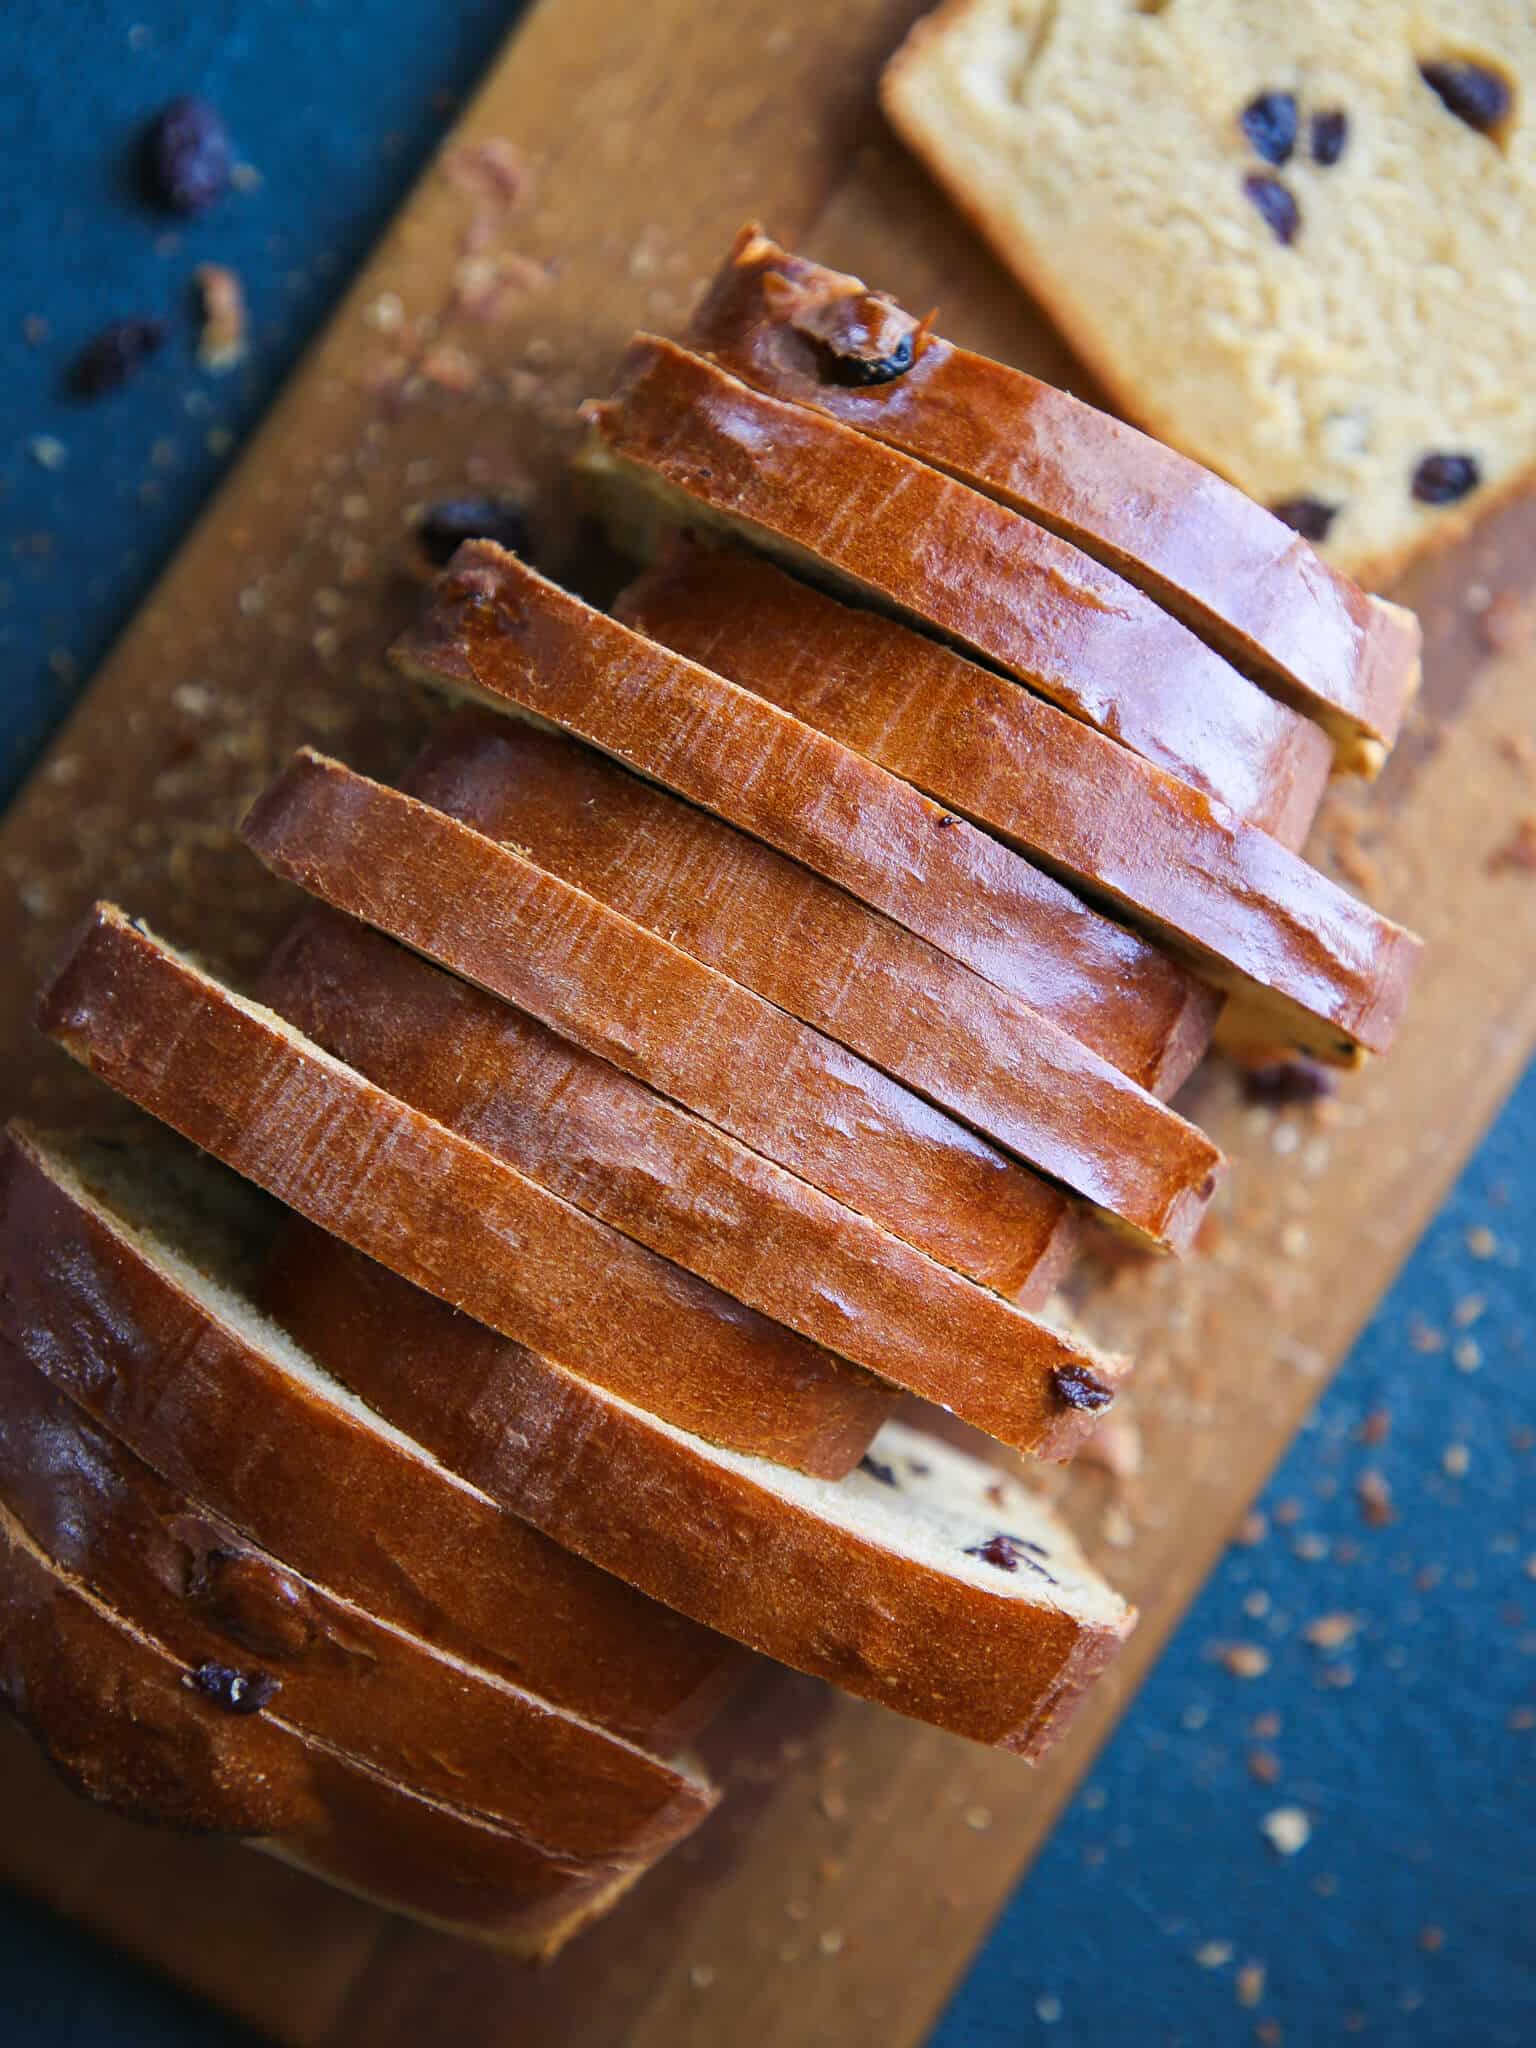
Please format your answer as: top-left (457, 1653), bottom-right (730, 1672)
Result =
top-left (883, 0), bottom-right (1536, 582)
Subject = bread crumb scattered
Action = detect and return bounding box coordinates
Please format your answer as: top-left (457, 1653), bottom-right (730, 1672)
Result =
top-left (1237, 1962), bottom-right (1267, 2008)
top-left (1357, 1469), bottom-right (1395, 1526)
top-left (1261, 1806), bottom-right (1311, 1856)
top-left (1195, 1940), bottom-right (1234, 1968)
top-left (1220, 1643), bottom-right (1272, 1679)
top-left (195, 263), bottom-right (247, 371)
top-left (1304, 1613), bottom-right (1360, 1650)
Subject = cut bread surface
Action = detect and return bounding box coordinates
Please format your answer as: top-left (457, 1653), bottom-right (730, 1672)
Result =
top-left (261, 1224), bottom-right (1135, 1757)
top-left (687, 226), bottom-right (1421, 775)
top-left (580, 335), bottom-right (1334, 842)
top-left (618, 540), bottom-right (1422, 1064)
top-left (0, 1120), bottom-right (743, 1747)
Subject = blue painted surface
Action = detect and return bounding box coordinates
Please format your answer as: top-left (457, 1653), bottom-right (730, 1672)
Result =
top-left (0, 6), bottom-right (1531, 2044)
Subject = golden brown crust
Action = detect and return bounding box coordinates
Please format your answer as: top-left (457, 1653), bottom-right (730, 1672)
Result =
top-left (35, 907), bottom-right (886, 1478)
top-left (617, 541), bottom-right (1423, 1063)
top-left (687, 228), bottom-right (1421, 775)
top-left (0, 1334), bottom-right (712, 1857)
top-left (393, 544), bottom-right (1218, 1097)
top-left (0, 1124), bottom-right (742, 1748)
top-left (261, 1226), bottom-right (1135, 1758)
top-left (235, 771), bottom-right (1128, 1453)
top-left (582, 337), bottom-right (1334, 841)
top-left (258, 907), bottom-right (1089, 1419)
top-left (0, 1497), bottom-right (671, 1953)
top-left (381, 694), bottom-right (1222, 1249)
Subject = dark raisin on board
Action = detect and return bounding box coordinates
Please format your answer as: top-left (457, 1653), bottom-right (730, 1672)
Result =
top-left (144, 96), bottom-right (233, 215)
top-left (1419, 60), bottom-right (1513, 138)
top-left (858, 1455), bottom-right (898, 1488)
top-left (1053, 1363), bottom-right (1115, 1413)
top-left (1412, 452), bottom-right (1482, 505)
top-left (415, 497), bottom-right (531, 568)
top-left (1243, 173), bottom-right (1300, 246)
top-left (817, 329), bottom-right (916, 389)
top-left (1240, 91), bottom-right (1298, 165)
top-left (69, 318), bottom-right (166, 398)
top-left (1310, 109), bottom-right (1350, 165)
top-left (1270, 496), bottom-right (1340, 544)
top-left (1241, 1057), bottom-right (1338, 1107)
top-left (186, 1661), bottom-right (281, 1717)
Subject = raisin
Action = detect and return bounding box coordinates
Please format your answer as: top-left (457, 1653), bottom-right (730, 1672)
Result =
top-left (1241, 1057), bottom-right (1338, 1107)
top-left (186, 1661), bottom-right (281, 1716)
top-left (1053, 1364), bottom-right (1115, 1413)
top-left (1310, 109), bottom-right (1349, 165)
top-left (859, 1455), bottom-right (898, 1487)
top-left (1240, 91), bottom-right (1298, 165)
top-left (144, 97), bottom-right (233, 215)
top-left (1270, 496), bottom-right (1339, 543)
top-left (1412, 452), bottom-right (1481, 504)
top-left (965, 1534), bottom-right (1021, 1573)
top-left (415, 496), bottom-right (530, 567)
top-left (1419, 61), bottom-right (1512, 137)
top-left (1243, 173), bottom-right (1299, 245)
top-left (817, 329), bottom-right (915, 389)
top-left (69, 318), bottom-right (165, 398)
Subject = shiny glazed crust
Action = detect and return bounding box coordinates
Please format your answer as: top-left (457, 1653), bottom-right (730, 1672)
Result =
top-left (375, 687), bottom-right (1223, 1248)
top-left (618, 541), bottom-right (1423, 1064)
top-left (0, 1125), bottom-right (740, 1750)
top-left (0, 1497), bottom-right (676, 1957)
top-left (0, 1333), bottom-right (714, 1856)
top-left (35, 908), bottom-right (887, 1479)
top-left (687, 228), bottom-right (1421, 776)
top-left (261, 1226), bottom-right (1136, 1758)
top-left (582, 336), bottom-right (1334, 840)
top-left (393, 544), bottom-right (1218, 1098)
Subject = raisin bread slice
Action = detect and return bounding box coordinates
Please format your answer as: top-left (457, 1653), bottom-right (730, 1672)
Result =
top-left (260, 1222), bottom-right (1136, 1758)
top-left (882, 0), bottom-right (1536, 583)
top-left (0, 1121), bottom-right (743, 1748)
top-left (687, 227), bottom-right (1421, 776)
top-left (617, 540), bottom-right (1422, 1065)
top-left (0, 1495), bottom-right (683, 1957)
top-left (35, 907), bottom-right (889, 1478)
top-left (0, 1324), bottom-right (714, 1855)
top-left (579, 336), bottom-right (1333, 839)
top-left (393, 544), bottom-right (1217, 1095)
top-left (38, 906), bottom-right (1123, 1461)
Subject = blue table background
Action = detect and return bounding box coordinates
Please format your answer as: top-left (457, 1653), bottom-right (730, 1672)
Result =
top-left (2, 6), bottom-right (1532, 2042)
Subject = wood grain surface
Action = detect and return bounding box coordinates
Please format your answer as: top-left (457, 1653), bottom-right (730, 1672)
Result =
top-left (3, 1), bottom-right (1536, 2043)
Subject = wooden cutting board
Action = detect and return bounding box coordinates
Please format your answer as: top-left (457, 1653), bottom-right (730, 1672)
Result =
top-left (3, 2), bottom-right (1535, 2042)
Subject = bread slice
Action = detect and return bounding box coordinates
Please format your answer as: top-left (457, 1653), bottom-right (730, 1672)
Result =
top-left (36, 907), bottom-right (888, 1478)
top-left (880, 0), bottom-right (1535, 586)
top-left (0, 1493), bottom-right (682, 1957)
top-left (376, 700), bottom-right (1222, 1249)
top-left (244, 761), bottom-right (1105, 1302)
top-left (393, 545), bottom-right (1217, 1097)
top-left (261, 1222), bottom-right (1136, 1757)
top-left (39, 905), bottom-right (1123, 1460)
top-left (0, 1325), bottom-right (714, 1856)
top-left (579, 336), bottom-right (1333, 842)
top-left (687, 227), bottom-right (1421, 777)
top-left (0, 1121), bottom-right (743, 1749)
top-left (617, 541), bottom-right (1423, 1065)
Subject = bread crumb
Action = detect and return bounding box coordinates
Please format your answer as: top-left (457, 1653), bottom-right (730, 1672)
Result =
top-left (964, 1805), bottom-right (993, 1832)
top-left (1357, 1470), bottom-right (1395, 1526)
top-left (1443, 1442), bottom-right (1471, 1478)
top-left (1236, 1511), bottom-right (1269, 1547)
top-left (1466, 1225), bottom-right (1499, 1259)
top-left (817, 1929), bottom-right (845, 1956)
top-left (1304, 1613), bottom-right (1360, 1650)
top-left (1220, 1643), bottom-right (1271, 1679)
top-left (1454, 1337), bottom-right (1484, 1374)
top-left (1035, 1995), bottom-right (1062, 2024)
top-left (1195, 1940), bottom-right (1234, 1968)
top-left (689, 1964), bottom-right (716, 1989)
top-left (1237, 1963), bottom-right (1267, 2008)
top-left (29, 435), bottom-right (66, 469)
top-left (1418, 1925), bottom-right (1446, 1953)
top-left (195, 263), bottom-right (247, 371)
top-left (1248, 1748), bottom-right (1281, 1784)
top-left (1358, 1409), bottom-right (1392, 1444)
top-left (1261, 1806), bottom-right (1311, 1856)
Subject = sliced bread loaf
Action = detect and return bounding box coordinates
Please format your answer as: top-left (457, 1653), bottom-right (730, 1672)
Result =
top-left (687, 227), bottom-right (1421, 776)
top-left (392, 542), bottom-right (1218, 1097)
top-left (0, 1493), bottom-right (684, 1957)
top-left (257, 908), bottom-right (1090, 1403)
top-left (0, 1121), bottom-right (743, 1748)
top-left (38, 906), bottom-right (1123, 1459)
top-left (261, 1223), bottom-right (1136, 1757)
top-left (35, 907), bottom-right (890, 1478)
top-left (579, 336), bottom-right (1333, 841)
top-left (617, 540), bottom-right (1422, 1064)
top-left (0, 1327), bottom-right (714, 1856)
